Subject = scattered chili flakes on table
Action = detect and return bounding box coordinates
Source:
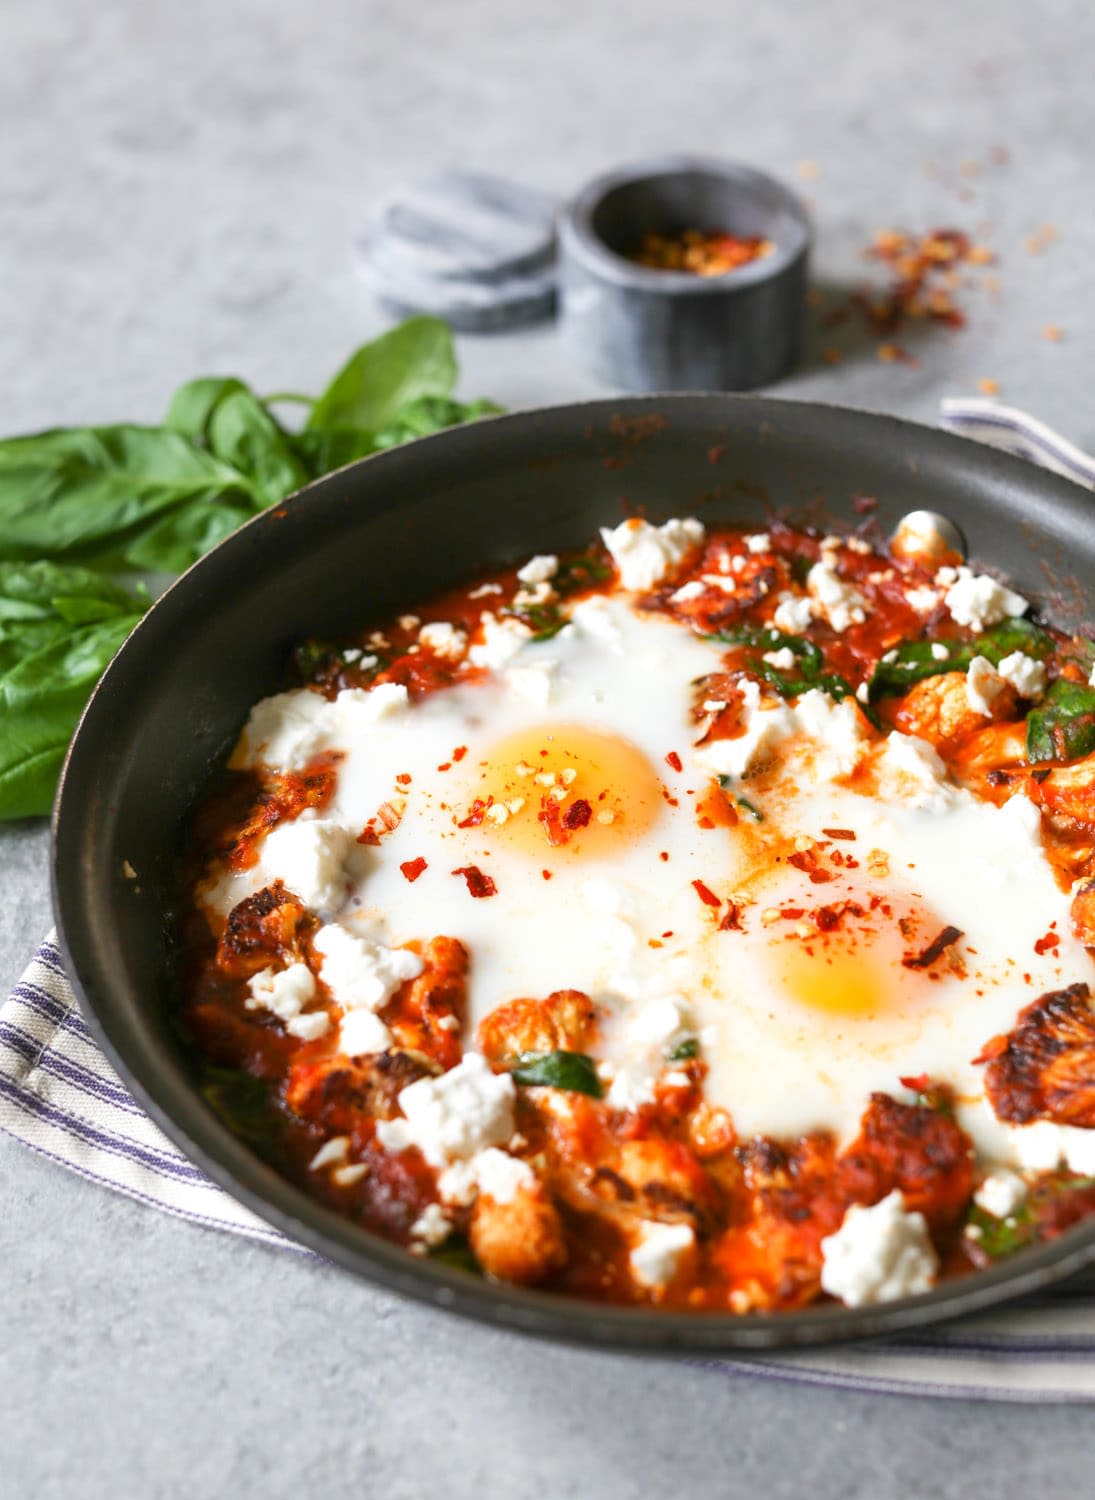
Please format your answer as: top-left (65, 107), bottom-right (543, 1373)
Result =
top-left (627, 228), bottom-right (775, 277)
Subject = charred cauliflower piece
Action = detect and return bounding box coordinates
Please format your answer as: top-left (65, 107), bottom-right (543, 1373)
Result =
top-left (975, 982), bottom-right (1095, 1126)
top-left (469, 1177), bottom-right (567, 1285)
top-left (893, 671), bottom-right (1018, 750)
top-left (215, 882), bottom-right (309, 979)
top-left (477, 989), bottom-right (597, 1066)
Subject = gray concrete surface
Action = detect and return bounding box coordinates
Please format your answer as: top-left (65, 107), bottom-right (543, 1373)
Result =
top-left (2, 2), bottom-right (1093, 1495)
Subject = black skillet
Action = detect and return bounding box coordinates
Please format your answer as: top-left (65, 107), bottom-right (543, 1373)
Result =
top-left (52, 395), bottom-right (1095, 1352)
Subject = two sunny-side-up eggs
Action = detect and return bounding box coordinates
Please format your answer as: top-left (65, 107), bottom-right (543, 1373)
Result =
top-left (208, 558), bottom-right (1095, 1171)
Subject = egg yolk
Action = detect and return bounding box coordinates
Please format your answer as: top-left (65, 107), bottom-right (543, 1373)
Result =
top-left (772, 939), bottom-right (892, 1019)
top-left (466, 723), bottom-right (663, 859)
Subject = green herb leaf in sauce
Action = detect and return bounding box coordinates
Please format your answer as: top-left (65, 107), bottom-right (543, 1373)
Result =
top-left (510, 1049), bottom-right (604, 1097)
top-left (200, 1065), bottom-right (283, 1148)
top-left (1027, 679), bottom-right (1095, 764)
top-left (668, 1037), bottom-right (699, 1061)
top-left (867, 618), bottom-right (1055, 701)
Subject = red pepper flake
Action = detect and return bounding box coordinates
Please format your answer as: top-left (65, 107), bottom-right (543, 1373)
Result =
top-left (902, 924), bottom-right (963, 969)
top-left (542, 870), bottom-right (553, 881)
top-left (822, 827), bottom-right (857, 841)
top-left (662, 930), bottom-right (674, 939)
top-left (659, 851), bottom-right (669, 863)
top-left (562, 798), bottom-right (592, 830)
top-left (356, 826), bottom-right (381, 846)
top-left (1034, 930), bottom-right (1060, 955)
top-left (899, 1072), bottom-right (931, 1093)
top-left (395, 772), bottom-right (412, 786)
top-left (452, 865), bottom-right (497, 898)
top-left (692, 879), bottom-right (721, 909)
top-left (665, 750), bottom-right (683, 773)
top-left (452, 745), bottom-right (467, 762)
top-left (719, 904), bottom-right (743, 932)
top-left (400, 857), bottom-right (428, 883)
top-left (458, 798), bottom-right (491, 828)
top-left (436, 762), bottom-right (452, 773)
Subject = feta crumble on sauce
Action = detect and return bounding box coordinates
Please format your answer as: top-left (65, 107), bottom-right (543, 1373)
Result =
top-left (178, 514), bottom-right (1095, 1311)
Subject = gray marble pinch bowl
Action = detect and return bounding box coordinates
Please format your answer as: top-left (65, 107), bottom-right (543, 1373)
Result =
top-left (558, 156), bottom-right (811, 392)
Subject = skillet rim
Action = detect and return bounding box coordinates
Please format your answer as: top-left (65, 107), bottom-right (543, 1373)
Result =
top-left (51, 392), bottom-right (1095, 1352)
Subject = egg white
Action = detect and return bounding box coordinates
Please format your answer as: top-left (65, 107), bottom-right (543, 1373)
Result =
top-left (214, 594), bottom-right (1095, 1168)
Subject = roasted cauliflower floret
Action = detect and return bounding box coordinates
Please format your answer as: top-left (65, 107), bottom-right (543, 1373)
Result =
top-left (1024, 752), bottom-right (1095, 827)
top-left (384, 935), bottom-right (468, 1070)
top-left (837, 1091), bottom-right (974, 1233)
top-left (974, 982), bottom-right (1095, 1126)
top-left (1072, 880), bottom-right (1095, 948)
top-left (215, 882), bottom-right (308, 979)
top-left (477, 989), bottom-right (597, 1066)
top-left (469, 1177), bottom-right (567, 1285)
top-left (893, 670), bottom-right (1018, 750)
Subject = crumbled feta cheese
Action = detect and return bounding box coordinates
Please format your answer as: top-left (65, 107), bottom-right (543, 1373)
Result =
top-left (338, 1008), bottom-right (393, 1057)
top-left (630, 1221), bottom-right (695, 1287)
top-left (245, 962), bottom-right (316, 1022)
top-left (762, 646), bottom-right (798, 671)
top-left (516, 554), bottom-right (558, 585)
top-left (240, 690), bottom-right (333, 768)
top-left (606, 995), bottom-right (692, 1110)
top-left (906, 585), bottom-right (942, 616)
top-left (468, 582), bottom-right (503, 599)
top-left (745, 532), bottom-right (772, 554)
top-left (966, 655), bottom-right (1006, 716)
top-left (332, 1162), bottom-right (368, 1188)
top-left (996, 650), bottom-right (1048, 700)
top-left (347, 682), bottom-right (410, 721)
top-left (877, 733), bottom-right (954, 812)
top-left (806, 562), bottom-right (867, 632)
top-left (600, 517), bottom-right (705, 590)
top-left (772, 592), bottom-right (815, 633)
top-left (313, 923), bottom-right (424, 1013)
top-left (261, 819), bottom-right (355, 913)
top-left (1008, 1121), bottom-right (1095, 1175)
top-left (974, 1169), bottom-right (1028, 1219)
top-left (943, 566), bottom-right (1028, 631)
top-left (411, 1202), bottom-right (453, 1247)
top-left (820, 1191), bottom-right (938, 1307)
top-left (469, 612), bottom-right (533, 670)
top-left (376, 1052), bottom-right (516, 1167)
top-left (670, 580), bottom-right (707, 604)
top-left (505, 662), bottom-right (556, 707)
top-left (567, 595), bottom-right (625, 650)
top-left (309, 1136), bottom-right (350, 1172)
top-left (697, 684), bottom-right (868, 781)
top-left (472, 1147), bottom-right (536, 1203)
top-left (285, 1010), bottom-right (331, 1042)
top-left (418, 621), bottom-right (468, 660)
top-left (930, 642), bottom-right (950, 661)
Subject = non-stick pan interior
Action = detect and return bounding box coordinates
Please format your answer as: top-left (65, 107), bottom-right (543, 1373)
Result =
top-left (52, 395), bottom-right (1095, 1351)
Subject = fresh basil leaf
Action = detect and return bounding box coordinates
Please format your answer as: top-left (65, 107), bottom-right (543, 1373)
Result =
top-left (502, 600), bottom-right (564, 640)
top-left (0, 425), bottom-right (254, 561)
top-left (0, 559), bottom-right (137, 617)
top-left (306, 317), bottom-right (458, 436)
top-left (119, 494), bottom-right (255, 573)
top-left (1027, 679), bottom-right (1095, 764)
top-left (292, 426), bottom-right (383, 480)
top-left (668, 1038), bottom-right (699, 1061)
top-left (0, 614), bottom-right (142, 818)
top-left (869, 618), bottom-right (1055, 700)
top-left (510, 1050), bottom-right (603, 1098)
top-left (165, 376), bottom-right (250, 443)
top-left (206, 390), bottom-right (308, 508)
top-left (372, 394), bottom-right (502, 448)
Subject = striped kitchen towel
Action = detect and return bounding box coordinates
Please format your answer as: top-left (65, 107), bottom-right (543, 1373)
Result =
top-left (2, 401), bottom-right (1094, 1402)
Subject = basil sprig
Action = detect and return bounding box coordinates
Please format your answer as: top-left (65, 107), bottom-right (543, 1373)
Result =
top-left (510, 1049), bottom-right (603, 1097)
top-left (1027, 679), bottom-right (1095, 764)
top-left (867, 618), bottom-right (1054, 701)
top-left (0, 318), bottom-right (499, 819)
